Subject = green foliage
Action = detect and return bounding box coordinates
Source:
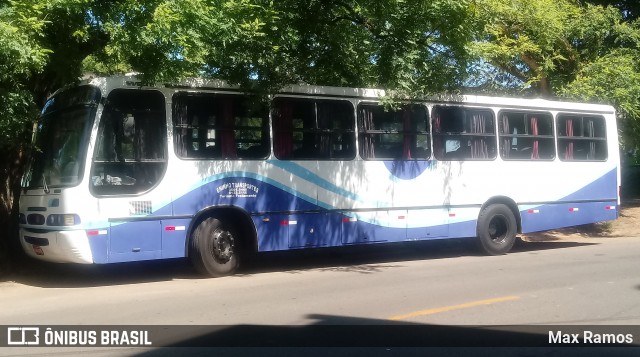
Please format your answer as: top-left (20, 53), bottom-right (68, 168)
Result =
top-left (585, 0), bottom-right (640, 21)
top-left (469, 1), bottom-right (637, 93)
top-left (87, 0), bottom-right (476, 96)
top-left (560, 48), bottom-right (640, 149)
top-left (470, 0), bottom-right (578, 95)
top-left (0, 0), bottom-right (50, 148)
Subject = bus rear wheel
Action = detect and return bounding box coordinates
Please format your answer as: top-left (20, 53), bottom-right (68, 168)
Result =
top-left (190, 217), bottom-right (240, 277)
top-left (476, 204), bottom-right (517, 255)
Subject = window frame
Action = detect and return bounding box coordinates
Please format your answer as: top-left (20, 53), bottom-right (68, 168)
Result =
top-left (172, 91), bottom-right (271, 160)
top-left (272, 96), bottom-right (356, 161)
top-left (90, 88), bottom-right (168, 196)
top-left (498, 110), bottom-right (556, 161)
top-left (432, 105), bottom-right (497, 161)
top-left (556, 113), bottom-right (608, 162)
top-left (357, 102), bottom-right (431, 161)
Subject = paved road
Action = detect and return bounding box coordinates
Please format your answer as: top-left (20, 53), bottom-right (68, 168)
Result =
top-left (1, 236), bottom-right (640, 353)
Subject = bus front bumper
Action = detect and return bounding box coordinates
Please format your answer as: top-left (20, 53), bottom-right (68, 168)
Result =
top-left (20, 229), bottom-right (93, 264)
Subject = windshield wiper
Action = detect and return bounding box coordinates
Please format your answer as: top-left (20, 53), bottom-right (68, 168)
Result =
top-left (42, 173), bottom-right (50, 194)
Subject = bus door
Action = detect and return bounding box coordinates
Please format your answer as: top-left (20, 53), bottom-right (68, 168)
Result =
top-left (90, 88), bottom-right (168, 262)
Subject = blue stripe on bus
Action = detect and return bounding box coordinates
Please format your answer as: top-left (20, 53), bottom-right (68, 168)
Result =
top-left (383, 160), bottom-right (438, 181)
top-left (562, 167), bottom-right (618, 201)
top-left (520, 200), bottom-right (617, 233)
top-left (267, 160), bottom-right (366, 202)
top-left (91, 166), bottom-right (618, 230)
top-left (88, 167), bottom-right (618, 229)
top-left (83, 167), bottom-right (617, 262)
top-left (519, 168), bottom-right (618, 232)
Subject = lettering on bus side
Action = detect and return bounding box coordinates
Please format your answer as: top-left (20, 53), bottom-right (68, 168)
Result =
top-left (216, 182), bottom-right (259, 198)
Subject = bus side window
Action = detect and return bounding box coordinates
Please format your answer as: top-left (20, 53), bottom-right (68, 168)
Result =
top-left (91, 89), bottom-right (167, 195)
top-left (358, 103), bottom-right (430, 160)
top-left (498, 111), bottom-right (555, 160)
top-left (557, 114), bottom-right (607, 161)
top-left (173, 93), bottom-right (270, 160)
top-left (432, 105), bottom-right (496, 161)
top-left (273, 98), bottom-right (355, 160)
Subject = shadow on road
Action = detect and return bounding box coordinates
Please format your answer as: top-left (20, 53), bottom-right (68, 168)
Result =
top-left (511, 237), bottom-right (598, 252)
top-left (5, 237), bottom-right (597, 289)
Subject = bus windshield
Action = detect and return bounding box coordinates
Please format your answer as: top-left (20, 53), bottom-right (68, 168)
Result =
top-left (24, 85), bottom-right (101, 189)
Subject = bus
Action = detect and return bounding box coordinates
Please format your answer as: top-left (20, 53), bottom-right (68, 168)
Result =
top-left (19, 76), bottom-right (620, 277)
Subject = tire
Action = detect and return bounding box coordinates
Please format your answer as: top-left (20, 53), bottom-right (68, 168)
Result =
top-left (476, 204), bottom-right (517, 255)
top-left (189, 217), bottom-right (240, 277)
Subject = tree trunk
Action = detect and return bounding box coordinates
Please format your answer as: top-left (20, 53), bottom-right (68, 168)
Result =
top-left (0, 146), bottom-right (29, 278)
top-left (520, 53), bottom-right (554, 98)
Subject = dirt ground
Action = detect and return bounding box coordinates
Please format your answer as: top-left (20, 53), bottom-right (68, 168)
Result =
top-left (522, 200), bottom-right (640, 241)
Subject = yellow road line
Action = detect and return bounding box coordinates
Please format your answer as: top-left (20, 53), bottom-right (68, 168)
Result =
top-left (388, 295), bottom-right (520, 321)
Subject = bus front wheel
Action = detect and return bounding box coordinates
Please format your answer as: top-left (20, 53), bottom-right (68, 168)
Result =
top-left (190, 217), bottom-right (240, 277)
top-left (476, 204), bottom-right (517, 255)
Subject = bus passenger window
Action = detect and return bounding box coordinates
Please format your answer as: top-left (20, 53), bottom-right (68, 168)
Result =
top-left (498, 111), bottom-right (555, 160)
top-left (432, 106), bottom-right (496, 161)
top-left (557, 114), bottom-right (607, 161)
top-left (273, 98), bottom-right (355, 160)
top-left (172, 93), bottom-right (270, 160)
top-left (358, 103), bottom-right (430, 160)
top-left (91, 89), bottom-right (167, 195)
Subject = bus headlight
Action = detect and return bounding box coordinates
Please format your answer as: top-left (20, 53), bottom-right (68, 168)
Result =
top-left (47, 214), bottom-right (81, 226)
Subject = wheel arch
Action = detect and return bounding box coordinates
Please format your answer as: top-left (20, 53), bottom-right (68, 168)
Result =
top-left (479, 196), bottom-right (522, 234)
top-left (185, 205), bottom-right (259, 256)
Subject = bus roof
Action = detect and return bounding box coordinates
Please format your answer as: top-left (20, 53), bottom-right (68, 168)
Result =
top-left (84, 75), bottom-right (616, 115)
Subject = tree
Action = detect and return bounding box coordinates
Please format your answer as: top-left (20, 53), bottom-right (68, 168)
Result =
top-left (86, 0), bottom-right (475, 95)
top-left (469, 0), bottom-right (625, 96)
top-left (0, 0), bottom-right (52, 273)
top-left (559, 49), bottom-right (640, 151)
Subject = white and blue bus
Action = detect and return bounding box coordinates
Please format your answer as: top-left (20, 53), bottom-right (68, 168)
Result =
top-left (19, 76), bottom-right (620, 276)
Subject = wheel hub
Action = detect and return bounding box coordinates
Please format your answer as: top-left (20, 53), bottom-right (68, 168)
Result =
top-left (488, 215), bottom-right (508, 243)
top-left (210, 229), bottom-right (234, 264)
